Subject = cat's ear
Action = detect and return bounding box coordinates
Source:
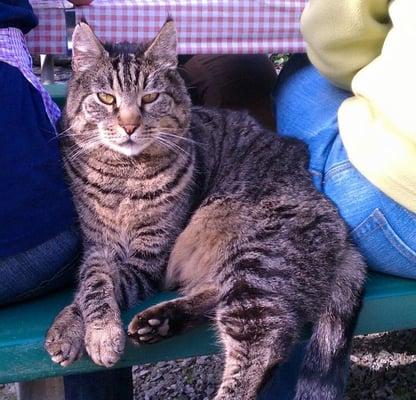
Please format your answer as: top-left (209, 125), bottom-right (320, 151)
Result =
top-left (72, 22), bottom-right (108, 72)
top-left (144, 19), bottom-right (177, 69)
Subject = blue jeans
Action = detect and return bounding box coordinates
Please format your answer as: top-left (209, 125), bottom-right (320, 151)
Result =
top-left (259, 54), bottom-right (416, 399)
top-left (274, 54), bottom-right (416, 279)
top-left (0, 227), bottom-right (80, 305)
top-left (0, 226), bottom-right (133, 400)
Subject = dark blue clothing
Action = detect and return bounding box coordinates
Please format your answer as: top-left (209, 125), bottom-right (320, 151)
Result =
top-left (0, 61), bottom-right (76, 257)
top-left (0, 0), bottom-right (37, 33)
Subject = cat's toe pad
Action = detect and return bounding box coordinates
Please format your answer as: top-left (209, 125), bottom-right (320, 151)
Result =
top-left (85, 322), bottom-right (125, 367)
top-left (45, 331), bottom-right (83, 367)
top-left (128, 305), bottom-right (178, 344)
top-left (128, 314), bottom-right (171, 344)
top-left (45, 305), bottom-right (84, 367)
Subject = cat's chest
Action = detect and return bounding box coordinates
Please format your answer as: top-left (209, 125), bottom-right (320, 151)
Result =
top-left (76, 161), bottom-right (192, 242)
top-left (75, 171), bottom-right (143, 226)
top-left (113, 195), bottom-right (141, 226)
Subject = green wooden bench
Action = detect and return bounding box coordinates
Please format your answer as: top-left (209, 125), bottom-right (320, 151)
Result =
top-left (2, 271), bottom-right (416, 385)
top-left (1, 83), bottom-right (416, 391)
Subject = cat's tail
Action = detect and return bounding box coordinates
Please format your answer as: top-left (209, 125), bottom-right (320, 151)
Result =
top-left (295, 245), bottom-right (366, 400)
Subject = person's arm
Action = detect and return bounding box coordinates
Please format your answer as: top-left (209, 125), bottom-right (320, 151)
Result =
top-left (301, 0), bottom-right (392, 90)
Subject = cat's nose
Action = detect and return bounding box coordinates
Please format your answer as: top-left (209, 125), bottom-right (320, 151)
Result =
top-left (121, 124), bottom-right (139, 136)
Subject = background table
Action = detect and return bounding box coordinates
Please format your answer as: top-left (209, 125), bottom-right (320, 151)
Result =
top-left (28, 0), bottom-right (307, 55)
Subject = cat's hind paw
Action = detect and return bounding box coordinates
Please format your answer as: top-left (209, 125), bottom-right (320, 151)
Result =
top-left (127, 301), bottom-right (187, 344)
top-left (45, 304), bottom-right (84, 367)
top-left (128, 313), bottom-right (170, 344)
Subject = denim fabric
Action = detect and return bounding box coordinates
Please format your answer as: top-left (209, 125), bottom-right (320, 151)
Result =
top-left (274, 54), bottom-right (416, 279)
top-left (0, 226), bottom-right (81, 305)
top-left (260, 54), bottom-right (416, 400)
top-left (258, 342), bottom-right (307, 400)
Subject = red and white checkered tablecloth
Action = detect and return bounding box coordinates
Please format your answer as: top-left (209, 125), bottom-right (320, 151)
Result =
top-left (27, 0), bottom-right (307, 55)
top-left (27, 1), bottom-right (67, 55)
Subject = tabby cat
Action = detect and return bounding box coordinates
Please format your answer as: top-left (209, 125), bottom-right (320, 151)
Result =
top-left (45, 20), bottom-right (366, 400)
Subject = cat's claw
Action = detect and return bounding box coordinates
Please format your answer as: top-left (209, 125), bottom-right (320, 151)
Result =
top-left (45, 304), bottom-right (84, 367)
top-left (45, 333), bottom-right (84, 367)
top-left (84, 321), bottom-right (125, 367)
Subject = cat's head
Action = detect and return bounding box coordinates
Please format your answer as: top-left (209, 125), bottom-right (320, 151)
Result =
top-left (65, 20), bottom-right (191, 158)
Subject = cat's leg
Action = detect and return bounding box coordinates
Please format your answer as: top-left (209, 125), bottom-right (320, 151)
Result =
top-left (74, 249), bottom-right (126, 367)
top-left (213, 282), bottom-right (300, 400)
top-left (45, 303), bottom-right (84, 367)
top-left (46, 249), bottom-right (124, 367)
top-left (78, 248), bottom-right (166, 366)
top-left (46, 246), bottom-right (166, 367)
top-left (294, 246), bottom-right (366, 400)
top-left (127, 288), bottom-right (218, 343)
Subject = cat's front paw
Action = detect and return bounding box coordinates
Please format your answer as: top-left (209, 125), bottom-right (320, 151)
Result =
top-left (45, 304), bottom-right (84, 367)
top-left (84, 320), bottom-right (125, 367)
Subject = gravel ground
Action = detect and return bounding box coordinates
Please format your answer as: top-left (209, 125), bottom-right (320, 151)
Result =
top-left (3, 329), bottom-right (415, 400)
top-left (131, 329), bottom-right (416, 400)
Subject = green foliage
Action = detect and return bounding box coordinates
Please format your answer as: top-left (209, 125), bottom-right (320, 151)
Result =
top-left (270, 53), bottom-right (290, 70)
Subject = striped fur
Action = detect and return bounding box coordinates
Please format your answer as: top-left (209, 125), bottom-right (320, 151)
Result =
top-left (45, 21), bottom-right (366, 399)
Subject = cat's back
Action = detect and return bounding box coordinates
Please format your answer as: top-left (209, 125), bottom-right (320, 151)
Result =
top-left (189, 106), bottom-right (312, 197)
top-left (188, 106), bottom-right (347, 245)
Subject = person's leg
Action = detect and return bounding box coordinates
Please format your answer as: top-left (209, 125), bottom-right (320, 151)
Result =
top-left (0, 226), bottom-right (81, 305)
top-left (0, 226), bottom-right (79, 400)
top-left (257, 342), bottom-right (307, 400)
top-left (179, 54), bottom-right (278, 130)
top-left (274, 54), bottom-right (352, 190)
top-left (276, 56), bottom-right (416, 278)
top-left (323, 135), bottom-right (416, 278)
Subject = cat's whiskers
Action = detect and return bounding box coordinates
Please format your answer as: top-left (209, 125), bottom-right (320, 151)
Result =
top-left (158, 136), bottom-right (192, 157)
top-left (143, 128), bottom-right (201, 154)
top-left (154, 136), bottom-right (191, 159)
top-left (47, 124), bottom-right (77, 143)
top-left (64, 138), bottom-right (103, 162)
top-left (144, 127), bottom-right (202, 145)
top-left (55, 124), bottom-right (78, 138)
top-left (157, 131), bottom-right (204, 148)
top-left (153, 136), bottom-right (181, 156)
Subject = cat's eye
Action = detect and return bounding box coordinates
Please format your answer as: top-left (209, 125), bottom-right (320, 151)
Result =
top-left (142, 93), bottom-right (159, 104)
top-left (97, 93), bottom-right (116, 105)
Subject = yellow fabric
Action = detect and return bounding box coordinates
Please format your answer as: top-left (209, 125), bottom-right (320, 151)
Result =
top-left (301, 0), bottom-right (416, 213)
top-left (301, 0), bottom-right (391, 90)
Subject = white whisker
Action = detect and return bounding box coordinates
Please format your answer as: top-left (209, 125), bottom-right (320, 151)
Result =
top-left (155, 136), bottom-right (188, 158)
top-left (157, 131), bottom-right (204, 147)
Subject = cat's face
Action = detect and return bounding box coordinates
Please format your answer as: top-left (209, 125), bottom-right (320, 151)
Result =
top-left (66, 21), bottom-right (191, 157)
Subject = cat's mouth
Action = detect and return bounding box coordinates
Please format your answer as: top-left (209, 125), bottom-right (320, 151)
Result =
top-left (102, 136), bottom-right (153, 157)
top-left (123, 138), bottom-right (135, 145)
